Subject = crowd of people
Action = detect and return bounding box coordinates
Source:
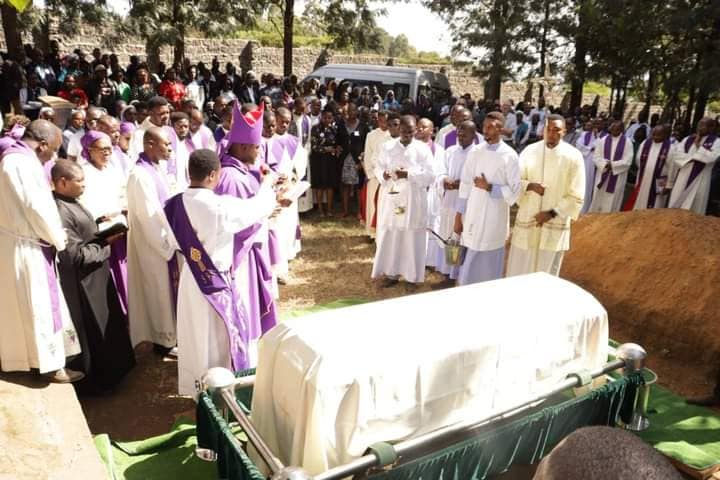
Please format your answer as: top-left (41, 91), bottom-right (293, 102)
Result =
top-left (1, 44), bottom-right (719, 405)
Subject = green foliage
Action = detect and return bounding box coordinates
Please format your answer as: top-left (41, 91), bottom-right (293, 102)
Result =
top-left (582, 81), bottom-right (610, 96)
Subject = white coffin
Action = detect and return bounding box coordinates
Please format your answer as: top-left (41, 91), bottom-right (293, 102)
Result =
top-left (249, 273), bottom-right (608, 474)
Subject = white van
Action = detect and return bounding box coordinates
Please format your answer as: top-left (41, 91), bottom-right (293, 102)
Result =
top-left (302, 64), bottom-right (452, 105)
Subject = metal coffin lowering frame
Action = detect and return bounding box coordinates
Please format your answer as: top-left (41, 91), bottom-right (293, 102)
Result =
top-left (197, 343), bottom-right (651, 480)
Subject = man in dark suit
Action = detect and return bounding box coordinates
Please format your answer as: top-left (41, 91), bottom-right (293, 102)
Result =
top-left (237, 71), bottom-right (260, 105)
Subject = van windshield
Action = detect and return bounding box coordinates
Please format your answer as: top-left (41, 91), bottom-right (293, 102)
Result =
top-left (334, 78), bottom-right (411, 101)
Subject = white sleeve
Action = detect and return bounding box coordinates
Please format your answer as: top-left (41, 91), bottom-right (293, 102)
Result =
top-left (374, 144), bottom-right (389, 185)
top-left (1, 155), bottom-right (66, 250)
top-left (127, 172), bottom-right (177, 260)
top-left (458, 151), bottom-right (474, 201)
top-left (593, 140), bottom-right (609, 170)
top-left (407, 147), bottom-right (435, 188)
top-left (220, 182), bottom-right (276, 232)
top-left (498, 151), bottom-right (522, 205)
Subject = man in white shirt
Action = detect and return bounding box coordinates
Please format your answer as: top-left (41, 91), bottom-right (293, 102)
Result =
top-left (589, 121), bottom-right (633, 213)
top-left (668, 117), bottom-right (720, 215)
top-left (62, 109), bottom-right (85, 155)
top-left (371, 116), bottom-right (435, 289)
top-left (625, 111), bottom-right (650, 143)
top-left (185, 65), bottom-right (206, 110)
top-left (130, 96), bottom-right (171, 161)
top-left (453, 112), bottom-right (521, 284)
top-left (506, 115), bottom-right (586, 277)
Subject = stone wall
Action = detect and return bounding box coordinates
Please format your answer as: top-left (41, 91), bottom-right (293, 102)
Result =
top-left (1, 24), bottom-right (618, 112)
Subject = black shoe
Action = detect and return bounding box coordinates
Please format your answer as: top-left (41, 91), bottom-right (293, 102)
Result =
top-left (153, 344), bottom-right (173, 356)
top-left (686, 395), bottom-right (720, 407)
top-left (380, 278), bottom-right (399, 288)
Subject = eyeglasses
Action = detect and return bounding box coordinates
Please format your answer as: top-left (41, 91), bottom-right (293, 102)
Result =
top-left (91, 146), bottom-right (113, 154)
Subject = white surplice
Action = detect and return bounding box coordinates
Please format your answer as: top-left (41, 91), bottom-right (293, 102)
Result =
top-left (371, 139), bottom-right (435, 283)
top-left (432, 143), bottom-right (470, 276)
top-left (126, 163), bottom-right (179, 347)
top-left (574, 131), bottom-right (597, 214)
top-left (177, 186), bottom-right (276, 396)
top-left (668, 135), bottom-right (720, 214)
top-left (507, 140), bottom-right (585, 277)
top-left (434, 123), bottom-right (454, 149)
top-left (458, 141), bottom-right (521, 251)
top-left (269, 134), bottom-right (308, 278)
top-left (363, 128), bottom-right (391, 237)
top-left (79, 162), bottom-right (127, 220)
top-left (632, 139), bottom-right (677, 210)
top-left (425, 142), bottom-right (446, 268)
top-left (0, 151), bottom-right (80, 373)
top-left (589, 134), bottom-right (633, 213)
top-left (191, 126), bottom-right (217, 151)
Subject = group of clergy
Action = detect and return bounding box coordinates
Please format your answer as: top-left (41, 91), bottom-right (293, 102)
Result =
top-left (0, 96), bottom-right (308, 397)
top-left (575, 117), bottom-right (719, 216)
top-left (366, 109), bottom-right (720, 289)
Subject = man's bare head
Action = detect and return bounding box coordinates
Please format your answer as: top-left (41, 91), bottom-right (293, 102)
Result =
top-left (457, 120), bottom-right (477, 148)
top-left (143, 126), bottom-right (172, 162)
top-left (416, 118), bottom-right (434, 142)
top-left (23, 119), bottom-right (62, 163)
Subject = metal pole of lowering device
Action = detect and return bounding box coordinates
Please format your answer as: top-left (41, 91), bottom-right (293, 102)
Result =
top-left (314, 343), bottom-right (648, 480)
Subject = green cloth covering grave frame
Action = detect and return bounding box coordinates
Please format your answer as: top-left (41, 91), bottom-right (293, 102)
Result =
top-left (195, 369), bottom-right (643, 480)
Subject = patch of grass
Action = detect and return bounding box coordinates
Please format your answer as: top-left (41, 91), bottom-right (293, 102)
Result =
top-left (583, 81), bottom-right (611, 96)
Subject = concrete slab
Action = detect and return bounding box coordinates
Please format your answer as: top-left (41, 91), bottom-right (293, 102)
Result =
top-left (0, 372), bottom-right (108, 480)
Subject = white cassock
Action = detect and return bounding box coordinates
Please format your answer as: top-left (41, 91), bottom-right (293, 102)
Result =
top-left (432, 143), bottom-right (471, 277)
top-left (668, 135), bottom-right (720, 215)
top-left (363, 128), bottom-right (391, 238)
top-left (79, 162), bottom-right (127, 219)
top-left (425, 142), bottom-right (446, 268)
top-left (456, 142), bottom-right (521, 285)
top-left (126, 163), bottom-right (179, 347)
top-left (0, 150), bottom-right (80, 373)
top-left (191, 126), bottom-right (217, 152)
top-left (371, 139), bottom-right (435, 283)
top-left (165, 128), bottom-right (191, 195)
top-left (177, 186), bottom-right (276, 397)
top-left (632, 139), bottom-right (677, 210)
top-left (269, 134), bottom-right (308, 278)
top-left (574, 131), bottom-right (597, 214)
top-left (507, 140), bottom-right (585, 277)
top-left (589, 134), bottom-right (633, 213)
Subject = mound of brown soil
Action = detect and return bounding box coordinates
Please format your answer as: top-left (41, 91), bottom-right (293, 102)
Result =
top-left (563, 209), bottom-right (720, 364)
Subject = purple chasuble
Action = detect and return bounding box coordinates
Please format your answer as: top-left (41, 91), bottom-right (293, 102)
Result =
top-left (215, 154), bottom-right (277, 337)
top-left (2, 139), bottom-right (62, 332)
top-left (444, 129), bottom-right (481, 149)
top-left (164, 193), bottom-right (249, 370)
top-left (681, 134), bottom-right (718, 190)
top-left (597, 135), bottom-right (627, 193)
top-left (637, 139), bottom-right (671, 209)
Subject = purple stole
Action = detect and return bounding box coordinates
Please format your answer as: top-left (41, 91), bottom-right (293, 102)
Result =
top-left (268, 138), bottom-right (285, 172)
top-left (2, 140), bottom-right (62, 333)
top-left (637, 139), bottom-right (671, 209)
top-left (444, 129), bottom-right (481, 149)
top-left (214, 126), bottom-right (227, 143)
top-left (428, 140), bottom-right (436, 155)
top-left (164, 126), bottom-right (195, 179)
top-left (301, 115), bottom-right (311, 145)
top-left (164, 193), bottom-right (248, 370)
top-left (135, 153), bottom-right (170, 203)
top-left (583, 131), bottom-right (594, 147)
top-left (597, 135), bottom-right (627, 193)
top-left (216, 155), bottom-right (277, 337)
top-left (681, 134), bottom-right (718, 190)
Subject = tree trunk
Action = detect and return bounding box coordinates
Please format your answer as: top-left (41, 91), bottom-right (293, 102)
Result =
top-left (283, 0), bottom-right (294, 77)
top-left (538, 0), bottom-right (550, 97)
top-left (174, 29), bottom-right (185, 66)
top-left (1, 2), bottom-right (24, 62)
top-left (642, 70), bottom-right (656, 117)
top-left (608, 79), bottom-right (615, 115)
top-left (683, 86), bottom-right (696, 134)
top-left (146, 39), bottom-right (161, 73)
top-left (568, 0), bottom-right (588, 113)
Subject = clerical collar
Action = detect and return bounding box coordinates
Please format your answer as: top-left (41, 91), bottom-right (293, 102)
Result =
top-left (53, 192), bottom-right (77, 203)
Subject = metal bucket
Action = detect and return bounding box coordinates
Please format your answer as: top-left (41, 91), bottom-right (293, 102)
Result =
top-left (444, 241), bottom-right (467, 266)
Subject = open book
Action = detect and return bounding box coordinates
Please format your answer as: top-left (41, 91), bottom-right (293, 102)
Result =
top-left (96, 214), bottom-right (128, 240)
top-left (281, 181), bottom-right (311, 202)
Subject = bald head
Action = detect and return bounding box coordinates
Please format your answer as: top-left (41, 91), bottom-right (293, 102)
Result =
top-left (399, 115), bottom-right (417, 145)
top-left (23, 119), bottom-right (62, 163)
top-left (143, 126), bottom-right (172, 162)
top-left (97, 115), bottom-right (120, 145)
top-left (697, 117), bottom-right (717, 137)
top-left (416, 117), bottom-right (434, 142)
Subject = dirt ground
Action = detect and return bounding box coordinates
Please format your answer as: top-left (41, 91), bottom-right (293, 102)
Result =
top-left (79, 212), bottom-right (719, 444)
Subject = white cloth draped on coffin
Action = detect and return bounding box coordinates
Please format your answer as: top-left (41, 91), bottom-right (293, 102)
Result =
top-left (249, 273), bottom-right (609, 475)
